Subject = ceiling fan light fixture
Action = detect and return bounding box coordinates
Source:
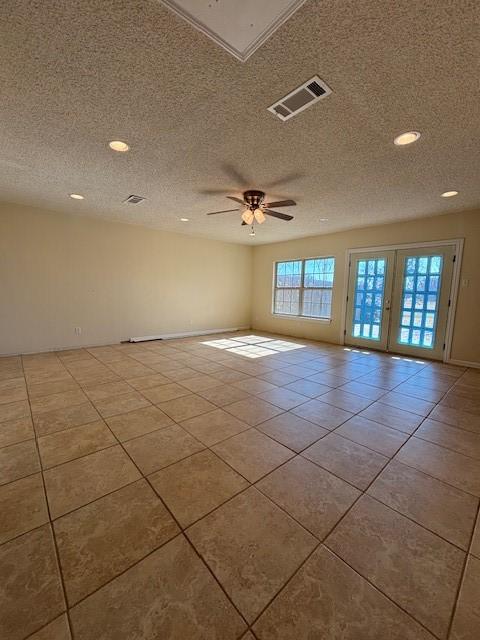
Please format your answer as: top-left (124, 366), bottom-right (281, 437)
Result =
top-left (242, 209), bottom-right (254, 225)
top-left (254, 208), bottom-right (265, 224)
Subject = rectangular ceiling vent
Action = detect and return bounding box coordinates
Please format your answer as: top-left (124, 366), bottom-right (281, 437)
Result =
top-left (123, 194), bottom-right (146, 205)
top-left (268, 75), bottom-right (331, 121)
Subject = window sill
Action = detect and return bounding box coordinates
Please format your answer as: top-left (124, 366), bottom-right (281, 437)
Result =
top-left (271, 313), bottom-right (332, 324)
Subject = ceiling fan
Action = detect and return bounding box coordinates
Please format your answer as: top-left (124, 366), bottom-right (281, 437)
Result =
top-left (206, 190), bottom-right (296, 232)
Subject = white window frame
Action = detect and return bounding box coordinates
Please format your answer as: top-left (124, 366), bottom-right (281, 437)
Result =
top-left (272, 256), bottom-right (335, 322)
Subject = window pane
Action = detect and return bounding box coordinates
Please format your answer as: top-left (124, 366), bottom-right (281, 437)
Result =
top-left (352, 257), bottom-right (386, 341)
top-left (302, 289), bottom-right (332, 318)
top-left (398, 255), bottom-right (443, 349)
top-left (274, 288), bottom-right (300, 315)
top-left (276, 261), bottom-right (302, 287)
top-left (304, 258), bottom-right (335, 288)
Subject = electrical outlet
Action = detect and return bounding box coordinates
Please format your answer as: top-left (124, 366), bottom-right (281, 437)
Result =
top-left (74, 327), bottom-right (82, 335)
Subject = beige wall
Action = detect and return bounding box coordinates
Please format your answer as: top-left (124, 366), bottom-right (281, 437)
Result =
top-left (0, 202), bottom-right (252, 355)
top-left (252, 209), bottom-right (480, 365)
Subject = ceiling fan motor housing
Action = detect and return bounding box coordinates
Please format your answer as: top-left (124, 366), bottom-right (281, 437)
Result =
top-left (244, 190), bottom-right (265, 209)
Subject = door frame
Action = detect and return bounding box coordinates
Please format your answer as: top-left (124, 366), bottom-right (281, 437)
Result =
top-left (340, 239), bottom-right (464, 363)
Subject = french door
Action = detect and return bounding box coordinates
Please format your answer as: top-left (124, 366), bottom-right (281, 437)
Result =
top-left (345, 245), bottom-right (455, 360)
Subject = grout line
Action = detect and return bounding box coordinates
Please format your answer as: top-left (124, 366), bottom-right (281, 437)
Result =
top-left (20, 354), bottom-right (76, 640)
top-left (446, 499), bottom-right (480, 638)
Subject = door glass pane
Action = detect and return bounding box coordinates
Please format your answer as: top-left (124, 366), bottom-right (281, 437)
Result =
top-left (398, 255), bottom-right (443, 348)
top-left (352, 258), bottom-right (386, 341)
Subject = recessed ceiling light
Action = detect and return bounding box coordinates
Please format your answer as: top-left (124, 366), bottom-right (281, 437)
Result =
top-left (69, 193), bottom-right (84, 200)
top-left (249, 230), bottom-right (255, 237)
top-left (320, 218), bottom-right (329, 221)
top-left (441, 190), bottom-right (458, 198)
top-left (109, 140), bottom-right (129, 152)
top-left (393, 131), bottom-right (421, 146)
top-left (180, 218), bottom-right (189, 222)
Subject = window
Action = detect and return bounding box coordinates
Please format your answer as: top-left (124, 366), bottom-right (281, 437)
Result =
top-left (273, 257), bottom-right (335, 319)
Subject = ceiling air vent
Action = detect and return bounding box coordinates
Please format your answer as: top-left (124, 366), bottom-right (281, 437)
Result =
top-left (123, 194), bottom-right (146, 204)
top-left (268, 75), bottom-right (331, 121)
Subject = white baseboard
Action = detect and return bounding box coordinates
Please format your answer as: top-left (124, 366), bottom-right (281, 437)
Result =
top-left (130, 326), bottom-right (251, 342)
top-left (446, 358), bottom-right (480, 369)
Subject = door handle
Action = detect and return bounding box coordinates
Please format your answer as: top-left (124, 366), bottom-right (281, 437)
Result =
top-left (385, 299), bottom-right (391, 311)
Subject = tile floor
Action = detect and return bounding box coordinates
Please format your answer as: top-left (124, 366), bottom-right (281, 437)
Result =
top-left (1, 332), bottom-right (479, 639)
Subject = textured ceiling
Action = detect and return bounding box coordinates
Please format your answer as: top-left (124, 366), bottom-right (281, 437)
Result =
top-left (0, 0), bottom-right (479, 245)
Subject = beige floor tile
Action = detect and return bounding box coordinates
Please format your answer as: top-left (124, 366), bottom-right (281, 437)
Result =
top-left (450, 555), bottom-right (480, 640)
top-left (359, 402), bottom-right (423, 433)
top-left (27, 378), bottom-right (79, 399)
top-left (187, 487), bottom-right (317, 623)
top-left (256, 412), bottom-right (328, 452)
top-left (30, 389), bottom-right (88, 416)
top-left (254, 545), bottom-right (435, 640)
top-left (291, 399), bottom-right (353, 430)
top-left (125, 373), bottom-right (170, 389)
top-left (338, 380), bottom-right (387, 400)
top-left (33, 402), bottom-right (100, 437)
top-left (394, 382), bottom-right (445, 403)
top-left (379, 391), bottom-right (435, 417)
top-left (224, 397), bottom-right (283, 426)
top-left (159, 365), bottom-right (203, 381)
top-left (368, 460), bottom-right (478, 550)
top-left (0, 416), bottom-right (34, 448)
top-left (83, 380), bottom-right (133, 402)
top-left (303, 432), bottom-right (388, 490)
top-left (0, 439), bottom-right (40, 485)
top-left (257, 387), bottom-right (309, 410)
top-left (150, 450), bottom-right (248, 527)
top-left (38, 420), bottom-right (116, 469)
top-left (141, 382), bottom-right (191, 403)
top-left (283, 379), bottom-right (332, 398)
top-left (0, 525), bottom-right (65, 640)
top-left (278, 364), bottom-right (318, 378)
top-left (257, 457), bottom-right (360, 539)
top-left (335, 415), bottom-right (409, 456)
top-left (396, 437), bottom-right (480, 496)
top-left (0, 473), bottom-right (49, 544)
top-left (106, 405), bottom-right (173, 441)
top-left (180, 408), bottom-right (250, 446)
top-left (305, 371), bottom-right (350, 388)
top-left (416, 418), bottom-right (480, 460)
top-left (93, 391), bottom-right (151, 418)
top-left (211, 368), bottom-right (251, 383)
top-left (320, 389), bottom-right (373, 413)
top-left (69, 535), bottom-right (246, 639)
top-left (123, 424), bottom-right (204, 474)
top-left (55, 479), bottom-right (179, 604)
top-left (212, 428), bottom-right (294, 482)
top-left (196, 383), bottom-right (250, 407)
top-left (44, 445), bottom-right (141, 518)
top-left (179, 374), bottom-right (224, 392)
top-left (0, 379), bottom-right (28, 405)
top-left (258, 370), bottom-right (301, 386)
top-left (233, 378), bottom-right (278, 395)
top-left (326, 494), bottom-right (465, 638)
top-left (158, 394), bottom-right (217, 422)
top-left (0, 399), bottom-right (30, 423)
top-left (429, 404), bottom-right (480, 434)
top-left (26, 615), bottom-right (71, 640)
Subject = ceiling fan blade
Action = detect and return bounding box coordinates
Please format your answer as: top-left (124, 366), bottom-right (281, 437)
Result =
top-left (199, 188), bottom-right (236, 195)
top-left (227, 196), bottom-right (246, 205)
top-left (206, 208), bottom-right (240, 215)
top-left (264, 209), bottom-right (294, 221)
top-left (221, 163), bottom-right (250, 187)
top-left (263, 172), bottom-right (304, 189)
top-left (263, 199), bottom-right (296, 208)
